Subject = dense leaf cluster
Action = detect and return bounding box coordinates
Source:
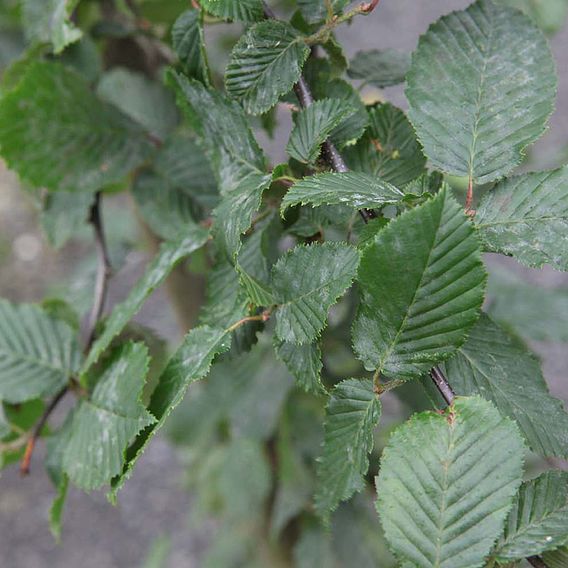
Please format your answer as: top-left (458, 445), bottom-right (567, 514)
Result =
top-left (0, 0), bottom-right (567, 566)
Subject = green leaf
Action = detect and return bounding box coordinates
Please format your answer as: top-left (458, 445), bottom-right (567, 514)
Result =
top-left (169, 72), bottom-right (266, 193)
top-left (132, 170), bottom-right (200, 242)
top-left (475, 168), bottom-right (568, 271)
top-left (171, 9), bottom-right (210, 86)
top-left (0, 62), bottom-right (154, 193)
top-left (97, 68), bottom-right (178, 141)
top-left (376, 396), bottom-right (526, 568)
top-left (63, 343), bottom-right (155, 490)
top-left (352, 188), bottom-right (486, 378)
top-left (347, 49), bottom-right (410, 87)
top-left (496, 0), bottom-right (568, 34)
top-left (444, 314), bottom-right (568, 460)
top-left (49, 475), bottom-right (68, 542)
top-left (274, 339), bottom-right (324, 395)
top-left (83, 227), bottom-right (209, 371)
top-left (270, 419), bottom-right (313, 539)
top-left (298, 0), bottom-right (350, 23)
top-left (493, 471), bottom-right (568, 561)
top-left (281, 171), bottom-right (403, 214)
top-left (287, 98), bottom-right (357, 164)
top-left (200, 255), bottom-right (247, 328)
top-left (315, 378), bottom-right (381, 518)
top-left (322, 35), bottom-right (348, 76)
top-left (21, 0), bottom-right (82, 54)
top-left (487, 267), bottom-right (568, 342)
top-left (40, 191), bottom-right (94, 249)
top-left (238, 266), bottom-right (275, 307)
top-left (109, 325), bottom-right (231, 499)
top-left (544, 546), bottom-right (568, 568)
top-left (367, 103), bottom-right (427, 187)
top-left (45, 413), bottom-right (74, 540)
top-left (0, 300), bottom-right (81, 404)
top-left (294, 526), bottom-right (335, 568)
top-left (343, 104), bottom-right (427, 187)
top-left (152, 132), bottom-right (219, 210)
top-left (225, 20), bottom-right (310, 115)
top-left (212, 173), bottom-right (272, 259)
top-left (228, 346), bottom-right (294, 441)
top-left (199, 0), bottom-right (263, 22)
top-left (272, 242), bottom-right (360, 344)
top-left (313, 78), bottom-right (369, 148)
top-left (406, 0), bottom-right (556, 184)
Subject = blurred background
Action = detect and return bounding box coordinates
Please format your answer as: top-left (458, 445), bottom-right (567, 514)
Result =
top-left (0, 1), bottom-right (567, 566)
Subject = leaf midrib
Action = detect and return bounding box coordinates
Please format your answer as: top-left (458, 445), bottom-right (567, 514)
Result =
top-left (467, 5), bottom-right (496, 182)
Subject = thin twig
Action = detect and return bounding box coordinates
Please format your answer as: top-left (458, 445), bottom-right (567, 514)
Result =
top-left (429, 366), bottom-right (455, 406)
top-left (84, 192), bottom-right (112, 352)
top-left (20, 388), bottom-right (69, 475)
top-left (226, 311), bottom-right (272, 334)
top-left (21, 193), bottom-right (112, 475)
top-left (527, 556), bottom-right (548, 568)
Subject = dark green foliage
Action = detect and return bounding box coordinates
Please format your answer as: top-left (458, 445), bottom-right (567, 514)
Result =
top-left (0, 1), bottom-right (566, 565)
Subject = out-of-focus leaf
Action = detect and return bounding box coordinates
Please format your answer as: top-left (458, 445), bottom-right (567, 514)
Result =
top-left (347, 49), bottom-right (410, 87)
top-left (97, 68), bottom-right (178, 141)
top-left (444, 314), bottom-right (568, 460)
top-left (40, 191), bottom-right (93, 249)
top-left (0, 62), bottom-right (154, 193)
top-left (21, 0), bottom-right (82, 54)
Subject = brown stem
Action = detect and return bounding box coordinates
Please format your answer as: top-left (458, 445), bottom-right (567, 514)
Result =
top-left (21, 193), bottom-right (111, 474)
top-left (429, 366), bottom-right (455, 406)
top-left (527, 557), bottom-right (548, 568)
top-left (84, 192), bottom-right (112, 352)
top-left (20, 388), bottom-right (69, 475)
top-left (361, 0), bottom-right (380, 14)
top-left (226, 311), bottom-right (271, 334)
